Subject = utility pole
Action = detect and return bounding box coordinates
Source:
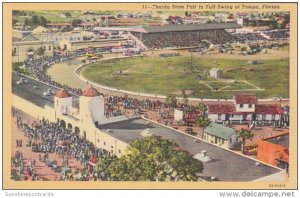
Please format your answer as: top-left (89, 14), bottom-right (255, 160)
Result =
top-left (190, 51), bottom-right (193, 71)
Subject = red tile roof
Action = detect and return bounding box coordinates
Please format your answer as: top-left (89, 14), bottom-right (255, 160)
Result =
top-left (55, 89), bottom-right (71, 98)
top-left (235, 94), bottom-right (257, 104)
top-left (82, 87), bottom-right (101, 97)
top-left (255, 105), bottom-right (284, 115)
top-left (208, 103), bottom-right (283, 115)
top-left (208, 104), bottom-right (236, 114)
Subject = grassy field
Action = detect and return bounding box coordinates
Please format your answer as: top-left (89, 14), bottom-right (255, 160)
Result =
top-left (81, 56), bottom-right (289, 99)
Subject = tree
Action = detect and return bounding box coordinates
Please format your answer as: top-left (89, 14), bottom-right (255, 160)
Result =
top-left (39, 16), bottom-right (48, 27)
top-left (24, 18), bottom-right (30, 27)
top-left (96, 155), bottom-right (118, 179)
top-left (181, 90), bottom-right (189, 105)
top-left (235, 128), bottom-right (253, 154)
top-left (13, 18), bottom-right (19, 25)
top-left (197, 103), bottom-right (208, 115)
top-left (72, 19), bottom-right (82, 27)
top-left (96, 136), bottom-right (203, 181)
top-left (36, 47), bottom-right (45, 58)
top-left (166, 94), bottom-right (177, 109)
top-left (195, 115), bottom-right (211, 138)
top-left (31, 15), bottom-right (40, 27)
top-left (97, 53), bottom-right (103, 59)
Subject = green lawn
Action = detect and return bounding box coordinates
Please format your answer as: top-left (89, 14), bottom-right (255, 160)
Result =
top-left (81, 56), bottom-right (289, 99)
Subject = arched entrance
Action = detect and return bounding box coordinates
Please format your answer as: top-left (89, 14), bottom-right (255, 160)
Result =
top-left (27, 48), bottom-right (35, 61)
top-left (75, 127), bottom-right (80, 135)
top-left (67, 123), bottom-right (73, 131)
top-left (60, 120), bottom-right (66, 129)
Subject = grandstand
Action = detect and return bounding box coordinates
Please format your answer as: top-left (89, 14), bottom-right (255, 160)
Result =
top-left (128, 23), bottom-right (241, 50)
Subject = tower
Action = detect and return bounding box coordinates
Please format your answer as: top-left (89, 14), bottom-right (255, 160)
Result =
top-left (79, 87), bottom-right (105, 125)
top-left (54, 89), bottom-right (72, 115)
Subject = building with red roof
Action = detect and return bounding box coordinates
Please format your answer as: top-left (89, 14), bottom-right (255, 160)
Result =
top-left (257, 133), bottom-right (289, 171)
top-left (208, 94), bottom-right (284, 125)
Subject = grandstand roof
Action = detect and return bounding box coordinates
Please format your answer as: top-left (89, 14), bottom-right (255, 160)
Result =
top-left (130, 23), bottom-right (241, 33)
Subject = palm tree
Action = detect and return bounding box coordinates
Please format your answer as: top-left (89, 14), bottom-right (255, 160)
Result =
top-left (166, 94), bottom-right (177, 109)
top-left (36, 47), bottom-right (45, 58)
top-left (235, 128), bottom-right (253, 154)
top-left (181, 90), bottom-right (189, 106)
top-left (197, 103), bottom-right (208, 115)
top-left (195, 115), bottom-right (211, 139)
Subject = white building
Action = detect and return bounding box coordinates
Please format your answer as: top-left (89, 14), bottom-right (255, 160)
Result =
top-left (209, 68), bottom-right (223, 78)
top-left (208, 94), bottom-right (284, 125)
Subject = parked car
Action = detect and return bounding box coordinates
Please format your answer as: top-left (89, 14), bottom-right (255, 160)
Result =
top-left (185, 128), bottom-right (194, 135)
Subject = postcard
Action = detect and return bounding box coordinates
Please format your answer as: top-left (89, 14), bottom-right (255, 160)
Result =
top-left (2, 2), bottom-right (297, 189)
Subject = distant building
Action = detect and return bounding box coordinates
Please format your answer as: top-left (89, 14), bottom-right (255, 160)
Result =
top-left (203, 123), bottom-right (238, 149)
top-left (209, 68), bottom-right (223, 78)
top-left (59, 38), bottom-right (128, 51)
top-left (208, 94), bottom-right (284, 125)
top-left (257, 133), bottom-right (289, 171)
top-left (12, 34), bottom-right (54, 63)
top-left (32, 30), bottom-right (97, 46)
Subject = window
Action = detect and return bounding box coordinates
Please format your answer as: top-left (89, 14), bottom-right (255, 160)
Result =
top-left (43, 46), bottom-right (46, 51)
top-left (249, 104), bottom-right (252, 108)
top-left (104, 142), bottom-right (106, 145)
top-left (111, 146), bottom-right (113, 149)
top-left (13, 48), bottom-right (17, 54)
top-left (218, 114), bottom-right (222, 120)
top-left (229, 138), bottom-right (232, 143)
top-left (272, 114), bottom-right (275, 120)
top-left (97, 139), bottom-right (100, 143)
top-left (231, 114), bottom-right (234, 118)
top-left (111, 150), bottom-right (113, 154)
top-left (262, 115), bottom-right (266, 120)
top-left (119, 150), bottom-right (121, 153)
top-left (239, 104), bottom-right (243, 108)
top-left (49, 45), bottom-right (51, 51)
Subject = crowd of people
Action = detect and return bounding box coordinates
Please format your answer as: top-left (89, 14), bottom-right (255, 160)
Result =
top-left (234, 32), bottom-right (268, 43)
top-left (15, 115), bottom-right (113, 181)
top-left (24, 53), bottom-right (83, 96)
top-left (23, 47), bottom-right (114, 96)
top-left (262, 29), bottom-right (289, 41)
top-left (132, 29), bottom-right (235, 49)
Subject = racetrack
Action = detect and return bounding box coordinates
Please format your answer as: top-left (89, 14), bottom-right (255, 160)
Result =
top-left (47, 50), bottom-right (289, 104)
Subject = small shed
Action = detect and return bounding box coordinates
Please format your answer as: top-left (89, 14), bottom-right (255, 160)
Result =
top-left (209, 68), bottom-right (223, 78)
top-left (203, 123), bottom-right (238, 149)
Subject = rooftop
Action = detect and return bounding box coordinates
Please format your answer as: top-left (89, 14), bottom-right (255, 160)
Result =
top-left (98, 118), bottom-right (281, 181)
top-left (55, 89), bottom-right (71, 98)
top-left (204, 123), bottom-right (235, 140)
top-left (130, 23), bottom-right (241, 33)
top-left (208, 103), bottom-right (283, 115)
top-left (208, 104), bottom-right (236, 114)
top-left (82, 87), bottom-right (102, 97)
top-left (265, 133), bottom-right (289, 148)
top-left (235, 94), bottom-right (257, 104)
top-left (256, 105), bottom-right (284, 115)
